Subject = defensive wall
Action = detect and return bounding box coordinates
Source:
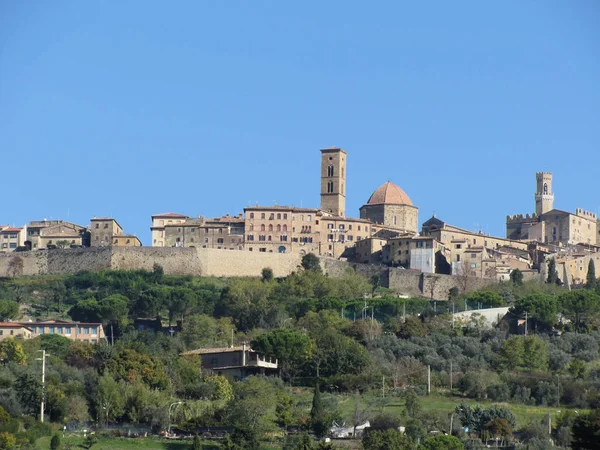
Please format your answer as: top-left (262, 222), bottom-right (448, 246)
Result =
top-left (0, 247), bottom-right (533, 300)
top-left (0, 247), bottom-right (302, 278)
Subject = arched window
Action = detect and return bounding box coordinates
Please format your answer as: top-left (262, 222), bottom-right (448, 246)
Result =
top-left (327, 181), bottom-right (334, 193)
top-left (276, 224), bottom-right (281, 232)
top-left (249, 224), bottom-right (254, 231)
top-left (327, 165), bottom-right (334, 177)
top-left (543, 183), bottom-right (548, 194)
top-left (283, 225), bottom-right (287, 232)
top-left (307, 215), bottom-right (312, 222)
top-left (250, 213), bottom-right (254, 219)
top-left (268, 224), bottom-right (273, 232)
top-left (277, 213), bottom-right (281, 219)
top-left (261, 224), bottom-right (265, 231)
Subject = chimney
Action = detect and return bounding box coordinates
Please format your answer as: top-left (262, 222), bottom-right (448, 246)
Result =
top-left (242, 343), bottom-right (246, 366)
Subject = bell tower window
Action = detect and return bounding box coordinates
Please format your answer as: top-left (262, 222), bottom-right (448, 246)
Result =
top-left (327, 165), bottom-right (334, 177)
top-left (543, 183), bottom-right (548, 194)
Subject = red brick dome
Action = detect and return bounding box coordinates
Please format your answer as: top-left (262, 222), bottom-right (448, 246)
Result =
top-left (366, 181), bottom-right (413, 206)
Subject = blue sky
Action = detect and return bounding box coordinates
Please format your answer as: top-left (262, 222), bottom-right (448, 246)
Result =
top-left (1, 1), bottom-right (599, 244)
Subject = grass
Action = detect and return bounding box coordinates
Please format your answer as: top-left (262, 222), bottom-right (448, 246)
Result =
top-left (36, 434), bottom-right (211, 449)
top-left (292, 389), bottom-right (572, 429)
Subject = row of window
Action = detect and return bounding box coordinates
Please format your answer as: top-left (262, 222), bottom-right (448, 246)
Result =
top-left (247, 213), bottom-right (317, 222)
top-left (326, 223), bottom-right (367, 232)
top-left (327, 234), bottom-right (354, 242)
top-left (1, 234), bottom-right (18, 239)
top-left (249, 224), bottom-right (289, 232)
top-left (1, 243), bottom-right (17, 249)
top-left (247, 235), bottom-right (288, 242)
top-left (35, 326), bottom-right (98, 335)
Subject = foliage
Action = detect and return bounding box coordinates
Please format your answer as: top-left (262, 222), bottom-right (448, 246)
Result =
top-left (0, 301), bottom-right (18, 321)
top-left (510, 269), bottom-right (523, 286)
top-left (301, 253), bottom-right (321, 273)
top-left (251, 328), bottom-right (313, 379)
top-left (560, 290), bottom-right (600, 331)
top-left (571, 409), bottom-right (600, 449)
top-left (261, 267), bottom-right (274, 282)
top-left (512, 293), bottom-right (558, 330)
top-left (547, 258), bottom-right (558, 284)
top-left (310, 384), bottom-right (328, 438)
top-left (421, 434), bottom-right (464, 450)
top-left (586, 259), bottom-right (596, 290)
top-left (50, 432), bottom-right (61, 450)
top-left (362, 429), bottom-right (412, 450)
top-left (0, 339), bottom-right (26, 365)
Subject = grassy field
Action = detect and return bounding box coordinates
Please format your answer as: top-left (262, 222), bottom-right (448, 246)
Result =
top-left (36, 435), bottom-right (205, 450)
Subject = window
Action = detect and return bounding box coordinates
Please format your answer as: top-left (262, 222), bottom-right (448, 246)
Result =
top-left (456, 255), bottom-right (461, 262)
top-left (276, 213), bottom-right (281, 220)
top-left (268, 224), bottom-right (273, 232)
top-left (276, 224), bottom-right (281, 232)
top-left (84, 327), bottom-right (89, 334)
top-left (283, 225), bottom-right (287, 232)
top-left (543, 183), bottom-right (548, 194)
top-left (327, 165), bottom-right (334, 177)
top-left (473, 239), bottom-right (477, 244)
top-left (358, 225), bottom-right (361, 231)
top-left (261, 224), bottom-right (265, 231)
top-left (268, 235), bottom-right (272, 241)
top-left (250, 213), bottom-right (254, 219)
top-left (328, 234), bottom-right (334, 241)
top-left (65, 327), bottom-right (71, 335)
top-left (247, 235), bottom-right (254, 241)
top-left (455, 244), bottom-right (462, 249)
top-left (205, 238), bottom-right (209, 243)
top-left (259, 248), bottom-right (266, 252)
top-left (348, 235), bottom-right (353, 241)
top-left (210, 357), bottom-right (219, 366)
top-left (283, 214), bottom-right (288, 220)
top-left (416, 241), bottom-right (423, 248)
top-left (393, 216), bottom-right (397, 225)
top-left (49, 327), bottom-right (55, 334)
top-left (57, 327), bottom-right (63, 334)
top-left (191, 228), bottom-right (195, 232)
top-left (327, 181), bottom-right (334, 193)
top-left (126, 239), bottom-right (130, 244)
top-left (9, 243), bottom-right (16, 249)
top-left (217, 238), bottom-right (224, 244)
top-left (104, 223), bottom-right (108, 229)
top-left (348, 224), bottom-right (352, 230)
top-left (261, 213), bottom-right (265, 219)
top-left (259, 235), bottom-right (266, 241)
top-left (471, 253), bottom-right (477, 258)
top-left (95, 224), bottom-right (99, 229)
top-left (471, 263), bottom-right (477, 268)
top-left (281, 235), bottom-right (287, 241)
top-left (91, 327), bottom-right (97, 335)
top-left (38, 327), bottom-right (44, 334)
top-left (328, 223), bottom-right (333, 229)
top-left (269, 214), bottom-right (274, 220)
top-left (10, 330), bottom-right (13, 335)
top-left (339, 224), bottom-right (345, 230)
top-left (307, 215), bottom-right (312, 222)
top-left (249, 224), bottom-right (254, 231)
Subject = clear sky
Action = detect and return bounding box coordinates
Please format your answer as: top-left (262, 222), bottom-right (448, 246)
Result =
top-left (1, 1), bottom-right (599, 244)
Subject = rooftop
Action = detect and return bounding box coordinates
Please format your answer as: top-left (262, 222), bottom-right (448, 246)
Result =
top-left (365, 181), bottom-right (413, 206)
top-left (152, 212), bottom-right (189, 218)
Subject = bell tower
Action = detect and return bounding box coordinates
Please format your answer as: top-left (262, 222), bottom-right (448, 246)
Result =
top-left (535, 172), bottom-right (554, 216)
top-left (320, 147), bottom-right (346, 217)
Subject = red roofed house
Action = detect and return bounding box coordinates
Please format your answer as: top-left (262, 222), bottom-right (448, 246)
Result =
top-left (0, 323), bottom-right (33, 340)
top-left (0, 226), bottom-right (26, 252)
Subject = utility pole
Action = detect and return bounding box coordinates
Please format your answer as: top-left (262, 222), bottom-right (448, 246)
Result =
top-left (450, 360), bottom-right (453, 391)
top-left (403, 302), bottom-right (406, 324)
top-left (427, 365), bottom-right (431, 395)
top-left (36, 350), bottom-right (47, 423)
top-left (371, 306), bottom-right (374, 321)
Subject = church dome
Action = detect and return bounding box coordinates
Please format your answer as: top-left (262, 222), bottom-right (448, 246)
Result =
top-left (366, 181), bottom-right (413, 206)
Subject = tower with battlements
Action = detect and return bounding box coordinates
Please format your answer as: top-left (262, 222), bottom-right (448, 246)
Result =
top-left (535, 172), bottom-right (554, 216)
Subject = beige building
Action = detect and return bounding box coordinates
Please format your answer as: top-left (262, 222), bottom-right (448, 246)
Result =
top-left (23, 320), bottom-right (106, 344)
top-left (182, 344), bottom-right (278, 381)
top-left (383, 235), bottom-right (448, 269)
top-left (151, 213), bottom-right (189, 247)
top-left (244, 206), bottom-right (320, 254)
top-left (557, 252), bottom-right (600, 286)
top-left (320, 216), bottom-right (374, 258)
top-left (360, 181), bottom-right (419, 234)
top-left (0, 227), bottom-right (25, 252)
top-left (91, 217), bottom-right (141, 247)
top-left (507, 172), bottom-right (598, 246)
top-left (0, 323), bottom-right (33, 340)
top-left (26, 220), bottom-right (89, 250)
top-left (355, 237), bottom-right (389, 264)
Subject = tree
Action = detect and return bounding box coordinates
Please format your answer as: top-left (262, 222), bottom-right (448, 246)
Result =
top-left (448, 287), bottom-right (460, 302)
top-left (95, 372), bottom-right (125, 426)
top-left (0, 338), bottom-right (26, 365)
top-left (261, 267), bottom-right (274, 282)
top-left (404, 390), bottom-right (422, 417)
top-left (498, 336), bottom-right (524, 370)
top-left (512, 293), bottom-right (558, 331)
top-left (571, 409), bottom-right (600, 449)
top-left (362, 429), bottom-right (412, 450)
top-left (16, 373), bottom-right (42, 414)
top-left (191, 434), bottom-right (202, 450)
top-left (275, 391), bottom-right (297, 431)
top-left (251, 329), bottom-right (313, 380)
top-left (465, 291), bottom-right (505, 308)
top-left (301, 253), bottom-right (321, 273)
top-left (586, 259), bottom-right (597, 290)
top-left (0, 301), bottom-right (18, 321)
top-left (523, 336), bottom-right (549, 371)
top-left (483, 418), bottom-right (512, 446)
top-left (50, 432), bottom-right (62, 450)
top-left (422, 434), bottom-right (464, 450)
top-left (65, 395), bottom-right (89, 423)
top-left (310, 384), bottom-right (328, 439)
top-left (56, 240), bottom-right (70, 249)
top-left (510, 269), bottom-right (524, 286)
top-left (560, 290), bottom-right (600, 331)
top-left (547, 258), bottom-right (558, 284)
top-left (0, 432), bottom-right (17, 449)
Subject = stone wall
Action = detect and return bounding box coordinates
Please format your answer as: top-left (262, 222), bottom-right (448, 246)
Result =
top-left (0, 251), bottom-right (48, 277)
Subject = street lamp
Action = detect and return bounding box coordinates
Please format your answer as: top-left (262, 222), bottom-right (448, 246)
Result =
top-left (167, 401), bottom-right (183, 435)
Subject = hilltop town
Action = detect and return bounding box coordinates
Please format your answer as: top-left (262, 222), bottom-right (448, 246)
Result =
top-left (2, 147), bottom-right (599, 288)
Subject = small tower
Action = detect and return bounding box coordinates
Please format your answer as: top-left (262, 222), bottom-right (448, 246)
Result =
top-left (320, 147), bottom-right (346, 217)
top-left (535, 172), bottom-right (554, 216)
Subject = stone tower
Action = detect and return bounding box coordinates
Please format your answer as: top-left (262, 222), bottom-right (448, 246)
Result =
top-left (320, 147), bottom-right (346, 217)
top-left (535, 172), bottom-right (554, 216)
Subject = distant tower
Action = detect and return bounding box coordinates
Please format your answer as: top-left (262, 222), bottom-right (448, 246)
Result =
top-left (535, 172), bottom-right (554, 216)
top-left (320, 147), bottom-right (346, 217)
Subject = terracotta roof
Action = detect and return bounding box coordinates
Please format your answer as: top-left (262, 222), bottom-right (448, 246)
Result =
top-left (321, 216), bottom-right (372, 224)
top-left (152, 213), bottom-right (189, 218)
top-left (182, 346), bottom-right (246, 355)
top-left (365, 182), bottom-right (413, 206)
top-left (244, 205), bottom-right (319, 213)
top-left (0, 323), bottom-right (32, 329)
top-left (0, 228), bottom-right (22, 232)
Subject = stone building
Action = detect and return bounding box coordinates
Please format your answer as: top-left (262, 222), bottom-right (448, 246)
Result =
top-left (0, 323), bottom-right (33, 340)
top-left (151, 213), bottom-right (189, 247)
top-left (244, 206), bottom-right (320, 254)
top-left (320, 216), bottom-right (374, 258)
top-left (320, 147), bottom-right (346, 217)
top-left (164, 215), bottom-right (244, 250)
top-left (360, 181), bottom-right (418, 234)
top-left (90, 217), bottom-right (141, 247)
top-left (383, 235), bottom-right (449, 271)
top-left (26, 219), bottom-right (89, 250)
top-left (507, 172), bottom-right (598, 246)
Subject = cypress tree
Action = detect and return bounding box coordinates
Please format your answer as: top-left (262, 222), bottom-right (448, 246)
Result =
top-left (586, 259), bottom-right (597, 290)
top-left (547, 258), bottom-right (558, 284)
top-left (310, 383), bottom-right (328, 438)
